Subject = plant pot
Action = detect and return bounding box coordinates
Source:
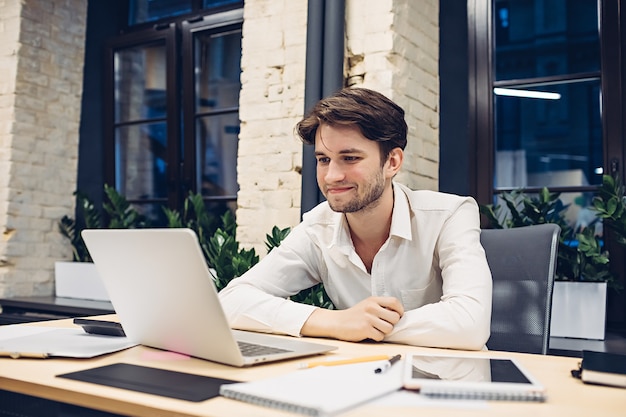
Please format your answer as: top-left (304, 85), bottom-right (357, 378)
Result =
top-left (549, 281), bottom-right (607, 340)
top-left (55, 261), bottom-right (110, 302)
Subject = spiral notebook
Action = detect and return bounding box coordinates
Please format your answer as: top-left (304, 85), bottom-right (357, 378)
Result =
top-left (402, 353), bottom-right (546, 402)
top-left (219, 359), bottom-right (404, 416)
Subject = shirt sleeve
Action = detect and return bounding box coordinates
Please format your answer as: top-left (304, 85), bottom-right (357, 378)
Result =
top-left (217, 225), bottom-right (321, 337)
top-left (384, 197), bottom-right (493, 350)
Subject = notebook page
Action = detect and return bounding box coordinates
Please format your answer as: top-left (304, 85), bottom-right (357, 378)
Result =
top-left (220, 359), bottom-right (404, 417)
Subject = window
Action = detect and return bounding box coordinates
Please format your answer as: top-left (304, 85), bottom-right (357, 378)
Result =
top-left (491, 0), bottom-right (603, 236)
top-left (182, 24), bottom-right (242, 207)
top-left (104, 6), bottom-right (243, 224)
top-left (472, 0), bottom-right (625, 230)
top-left (486, 0), bottom-right (603, 220)
top-left (469, 0), bottom-right (626, 329)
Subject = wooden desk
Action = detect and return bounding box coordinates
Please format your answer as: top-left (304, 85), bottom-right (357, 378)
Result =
top-left (1, 317), bottom-right (624, 417)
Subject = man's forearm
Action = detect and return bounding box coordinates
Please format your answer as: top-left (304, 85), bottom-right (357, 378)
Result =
top-left (300, 308), bottom-right (336, 338)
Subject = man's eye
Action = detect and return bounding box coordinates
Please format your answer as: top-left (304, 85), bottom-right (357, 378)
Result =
top-left (343, 156), bottom-right (359, 162)
top-left (317, 157), bottom-right (330, 164)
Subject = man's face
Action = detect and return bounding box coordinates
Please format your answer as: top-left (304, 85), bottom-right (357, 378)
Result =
top-left (314, 124), bottom-right (387, 213)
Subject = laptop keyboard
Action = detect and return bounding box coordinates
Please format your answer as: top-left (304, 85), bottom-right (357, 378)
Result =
top-left (237, 341), bottom-right (292, 357)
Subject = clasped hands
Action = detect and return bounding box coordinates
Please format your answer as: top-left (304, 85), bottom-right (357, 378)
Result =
top-left (301, 296), bottom-right (404, 342)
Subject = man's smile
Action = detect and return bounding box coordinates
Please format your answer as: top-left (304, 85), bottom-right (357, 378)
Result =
top-left (325, 185), bottom-right (355, 195)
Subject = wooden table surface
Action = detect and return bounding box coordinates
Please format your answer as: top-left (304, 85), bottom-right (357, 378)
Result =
top-left (1, 315), bottom-right (624, 417)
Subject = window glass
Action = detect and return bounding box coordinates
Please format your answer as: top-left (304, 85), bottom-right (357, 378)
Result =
top-left (195, 29), bottom-right (242, 111)
top-left (193, 26), bottom-right (242, 199)
top-left (129, 0), bottom-right (240, 25)
top-left (129, 0), bottom-right (192, 25)
top-left (113, 41), bottom-right (169, 215)
top-left (111, 5), bottom-right (243, 222)
top-left (494, 78), bottom-right (603, 189)
top-left (203, 0), bottom-right (240, 8)
top-left (115, 122), bottom-right (168, 200)
top-left (114, 44), bottom-right (166, 123)
top-left (196, 113), bottom-right (239, 198)
top-left (494, 0), bottom-right (600, 81)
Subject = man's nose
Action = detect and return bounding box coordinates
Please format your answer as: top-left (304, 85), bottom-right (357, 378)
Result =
top-left (324, 161), bottom-right (345, 182)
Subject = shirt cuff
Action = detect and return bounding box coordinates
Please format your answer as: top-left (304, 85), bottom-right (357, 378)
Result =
top-left (274, 301), bottom-right (319, 337)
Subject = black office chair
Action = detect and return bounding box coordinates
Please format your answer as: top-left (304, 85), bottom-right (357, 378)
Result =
top-left (480, 223), bottom-right (561, 354)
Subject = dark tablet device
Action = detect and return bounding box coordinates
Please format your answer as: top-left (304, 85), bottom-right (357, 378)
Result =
top-left (402, 353), bottom-right (546, 401)
top-left (73, 318), bottom-right (126, 337)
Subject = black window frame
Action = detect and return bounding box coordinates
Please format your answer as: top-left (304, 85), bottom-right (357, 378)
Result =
top-left (102, 6), bottom-right (243, 216)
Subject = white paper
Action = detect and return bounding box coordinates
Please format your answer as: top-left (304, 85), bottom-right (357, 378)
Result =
top-left (0, 325), bottom-right (136, 358)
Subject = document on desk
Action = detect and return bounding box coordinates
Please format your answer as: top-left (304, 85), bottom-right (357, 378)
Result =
top-left (0, 325), bottom-right (137, 358)
top-left (219, 359), bottom-right (404, 417)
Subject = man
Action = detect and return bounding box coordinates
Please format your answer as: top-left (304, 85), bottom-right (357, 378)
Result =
top-left (219, 87), bottom-right (492, 350)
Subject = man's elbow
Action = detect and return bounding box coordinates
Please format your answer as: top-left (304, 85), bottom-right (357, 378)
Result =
top-left (448, 307), bottom-right (491, 350)
top-left (456, 324), bottom-right (490, 351)
top-left (455, 294), bottom-right (492, 350)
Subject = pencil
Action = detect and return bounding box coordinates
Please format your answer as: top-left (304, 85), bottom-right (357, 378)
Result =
top-left (298, 355), bottom-right (390, 369)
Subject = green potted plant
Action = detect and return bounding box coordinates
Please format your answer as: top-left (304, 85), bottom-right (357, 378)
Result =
top-left (56, 185), bottom-right (149, 301)
top-left (59, 186), bottom-right (334, 309)
top-left (480, 185), bottom-right (614, 340)
top-left (592, 174), bottom-right (626, 246)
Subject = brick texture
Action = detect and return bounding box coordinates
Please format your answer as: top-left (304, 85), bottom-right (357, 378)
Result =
top-left (0, 0), bottom-right (86, 297)
top-left (236, 0), bottom-right (308, 255)
top-left (237, 0), bottom-right (439, 254)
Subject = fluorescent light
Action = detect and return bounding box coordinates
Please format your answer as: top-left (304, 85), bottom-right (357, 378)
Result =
top-left (494, 88), bottom-right (561, 100)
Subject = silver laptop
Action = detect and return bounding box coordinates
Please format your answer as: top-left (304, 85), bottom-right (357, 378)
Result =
top-left (81, 228), bottom-right (336, 367)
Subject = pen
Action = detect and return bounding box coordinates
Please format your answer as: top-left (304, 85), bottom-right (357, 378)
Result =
top-left (298, 355), bottom-right (390, 369)
top-left (374, 354), bottom-right (401, 374)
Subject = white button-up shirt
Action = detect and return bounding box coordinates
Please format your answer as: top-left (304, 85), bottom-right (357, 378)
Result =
top-left (219, 182), bottom-right (492, 350)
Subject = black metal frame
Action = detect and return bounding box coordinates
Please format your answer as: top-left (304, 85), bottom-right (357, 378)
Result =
top-left (103, 7), bottom-right (243, 213)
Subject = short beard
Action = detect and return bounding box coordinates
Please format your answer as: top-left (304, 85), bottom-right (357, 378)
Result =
top-left (327, 171), bottom-right (386, 213)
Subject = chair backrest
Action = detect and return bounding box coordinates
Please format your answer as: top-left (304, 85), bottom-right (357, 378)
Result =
top-left (480, 223), bottom-right (561, 354)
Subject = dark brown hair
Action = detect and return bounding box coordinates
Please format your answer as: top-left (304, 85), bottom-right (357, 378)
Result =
top-left (295, 87), bottom-right (408, 162)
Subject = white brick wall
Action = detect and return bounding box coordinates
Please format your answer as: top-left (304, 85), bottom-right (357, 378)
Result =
top-left (236, 0), bottom-right (308, 255)
top-left (0, 0), bottom-right (86, 297)
top-left (237, 0), bottom-right (440, 253)
top-left (346, 0), bottom-right (440, 191)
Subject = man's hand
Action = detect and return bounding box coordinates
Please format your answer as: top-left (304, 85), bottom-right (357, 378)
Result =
top-left (301, 296), bottom-right (404, 342)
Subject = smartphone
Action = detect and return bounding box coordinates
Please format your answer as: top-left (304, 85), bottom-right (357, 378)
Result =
top-left (73, 318), bottom-right (126, 337)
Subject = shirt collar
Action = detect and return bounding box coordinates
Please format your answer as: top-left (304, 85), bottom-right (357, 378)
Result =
top-left (389, 182), bottom-right (413, 241)
top-left (331, 213), bottom-right (352, 249)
